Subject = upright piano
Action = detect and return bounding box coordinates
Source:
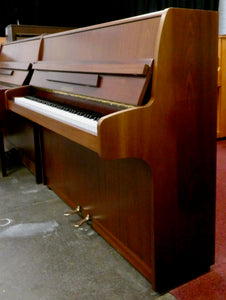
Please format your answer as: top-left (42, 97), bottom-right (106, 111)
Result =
top-left (0, 36), bottom-right (43, 177)
top-left (5, 8), bottom-right (218, 292)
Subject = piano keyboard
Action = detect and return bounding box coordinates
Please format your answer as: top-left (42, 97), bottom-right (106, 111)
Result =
top-left (13, 96), bottom-right (102, 135)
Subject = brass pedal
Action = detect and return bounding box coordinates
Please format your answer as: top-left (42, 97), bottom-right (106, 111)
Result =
top-left (64, 205), bottom-right (81, 216)
top-left (74, 214), bottom-right (90, 228)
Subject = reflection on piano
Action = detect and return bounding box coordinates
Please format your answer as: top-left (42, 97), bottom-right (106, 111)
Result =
top-left (5, 8), bottom-right (218, 292)
top-left (0, 36), bottom-right (43, 177)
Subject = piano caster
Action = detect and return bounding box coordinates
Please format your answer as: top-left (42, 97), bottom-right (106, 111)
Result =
top-left (74, 214), bottom-right (90, 228)
top-left (64, 205), bottom-right (81, 216)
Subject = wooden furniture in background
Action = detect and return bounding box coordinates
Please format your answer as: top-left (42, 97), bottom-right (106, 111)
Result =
top-left (5, 8), bottom-right (218, 292)
top-left (218, 35), bottom-right (226, 138)
top-left (0, 37), bottom-right (6, 44)
top-left (5, 24), bottom-right (73, 42)
top-left (0, 36), bottom-right (43, 177)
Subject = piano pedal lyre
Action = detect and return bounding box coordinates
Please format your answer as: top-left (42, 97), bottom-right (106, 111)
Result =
top-left (74, 214), bottom-right (90, 228)
top-left (64, 205), bottom-right (81, 217)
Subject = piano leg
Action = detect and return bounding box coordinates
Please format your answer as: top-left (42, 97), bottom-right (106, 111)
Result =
top-left (33, 124), bottom-right (44, 184)
top-left (0, 129), bottom-right (7, 177)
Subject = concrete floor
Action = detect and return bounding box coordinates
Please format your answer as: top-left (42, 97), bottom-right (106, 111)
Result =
top-left (0, 165), bottom-right (176, 300)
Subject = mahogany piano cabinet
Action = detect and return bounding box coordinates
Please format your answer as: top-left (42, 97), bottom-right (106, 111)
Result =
top-left (4, 8), bottom-right (218, 292)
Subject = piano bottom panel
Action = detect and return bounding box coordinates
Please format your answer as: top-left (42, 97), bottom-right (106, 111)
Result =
top-left (42, 128), bottom-right (153, 282)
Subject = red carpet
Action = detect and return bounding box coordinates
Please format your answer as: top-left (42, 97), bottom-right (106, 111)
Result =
top-left (170, 140), bottom-right (226, 300)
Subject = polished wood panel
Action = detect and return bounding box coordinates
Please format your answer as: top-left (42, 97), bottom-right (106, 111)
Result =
top-left (98, 10), bottom-right (218, 291)
top-left (39, 16), bottom-right (161, 62)
top-left (217, 35), bottom-right (226, 138)
top-left (42, 128), bottom-right (153, 280)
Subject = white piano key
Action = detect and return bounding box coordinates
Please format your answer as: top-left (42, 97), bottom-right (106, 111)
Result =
top-left (14, 97), bottom-right (98, 135)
